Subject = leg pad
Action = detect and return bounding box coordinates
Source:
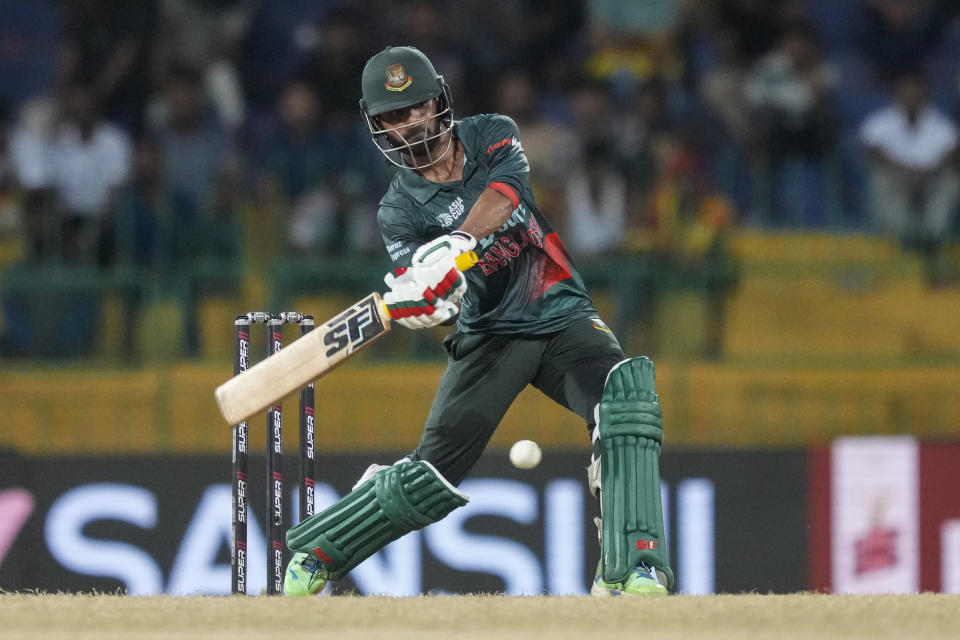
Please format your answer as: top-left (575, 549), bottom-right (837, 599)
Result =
top-left (286, 459), bottom-right (468, 580)
top-left (598, 357), bottom-right (674, 588)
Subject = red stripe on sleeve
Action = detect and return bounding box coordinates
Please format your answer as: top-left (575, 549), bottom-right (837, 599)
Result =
top-left (488, 182), bottom-right (519, 209)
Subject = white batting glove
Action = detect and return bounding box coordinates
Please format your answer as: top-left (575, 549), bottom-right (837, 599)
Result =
top-left (410, 231), bottom-right (477, 306)
top-left (383, 267), bottom-right (460, 330)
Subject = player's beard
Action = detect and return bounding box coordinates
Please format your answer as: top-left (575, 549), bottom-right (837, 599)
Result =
top-left (377, 112), bottom-right (452, 169)
top-left (402, 118), bottom-right (445, 162)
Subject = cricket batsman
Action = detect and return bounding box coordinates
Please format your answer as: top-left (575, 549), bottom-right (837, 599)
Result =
top-left (283, 46), bottom-right (674, 597)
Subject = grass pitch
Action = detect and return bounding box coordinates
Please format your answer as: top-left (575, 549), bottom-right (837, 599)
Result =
top-left (1, 593), bottom-right (957, 639)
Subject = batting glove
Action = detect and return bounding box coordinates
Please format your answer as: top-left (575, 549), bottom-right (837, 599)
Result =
top-left (383, 267), bottom-right (461, 330)
top-left (410, 231), bottom-right (477, 306)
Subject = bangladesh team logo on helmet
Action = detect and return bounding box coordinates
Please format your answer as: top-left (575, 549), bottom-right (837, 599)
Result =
top-left (359, 46), bottom-right (454, 169)
top-left (384, 63), bottom-right (413, 92)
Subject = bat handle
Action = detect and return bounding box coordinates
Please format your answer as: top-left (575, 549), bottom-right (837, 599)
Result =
top-left (382, 251), bottom-right (479, 318)
top-left (454, 250), bottom-right (479, 271)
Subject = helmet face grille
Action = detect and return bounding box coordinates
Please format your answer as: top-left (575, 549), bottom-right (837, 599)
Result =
top-left (363, 84), bottom-right (454, 169)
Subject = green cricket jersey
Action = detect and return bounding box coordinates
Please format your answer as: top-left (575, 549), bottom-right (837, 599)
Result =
top-left (377, 113), bottom-right (596, 335)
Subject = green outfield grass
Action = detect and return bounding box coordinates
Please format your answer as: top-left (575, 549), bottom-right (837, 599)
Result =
top-left (1, 593), bottom-right (957, 639)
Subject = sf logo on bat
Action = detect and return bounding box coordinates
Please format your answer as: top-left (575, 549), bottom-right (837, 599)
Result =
top-left (322, 295), bottom-right (386, 357)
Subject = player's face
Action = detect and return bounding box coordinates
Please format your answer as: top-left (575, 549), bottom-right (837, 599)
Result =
top-left (377, 98), bottom-right (447, 159)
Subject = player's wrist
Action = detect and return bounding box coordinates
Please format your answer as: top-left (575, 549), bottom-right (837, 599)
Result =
top-left (450, 230), bottom-right (477, 251)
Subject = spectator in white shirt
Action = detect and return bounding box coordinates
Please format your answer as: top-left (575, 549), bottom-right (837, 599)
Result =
top-left (562, 138), bottom-right (627, 258)
top-left (745, 23), bottom-right (838, 159)
top-left (51, 83), bottom-right (132, 263)
top-left (7, 97), bottom-right (58, 261)
top-left (859, 70), bottom-right (959, 282)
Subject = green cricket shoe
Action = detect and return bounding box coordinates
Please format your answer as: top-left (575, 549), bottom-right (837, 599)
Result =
top-left (591, 561), bottom-right (668, 597)
top-left (283, 551), bottom-right (328, 596)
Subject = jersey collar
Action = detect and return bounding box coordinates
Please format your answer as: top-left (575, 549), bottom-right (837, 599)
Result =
top-left (397, 122), bottom-right (478, 204)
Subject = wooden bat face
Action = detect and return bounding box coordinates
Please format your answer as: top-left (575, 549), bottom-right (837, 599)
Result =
top-left (215, 293), bottom-right (391, 426)
top-left (319, 294), bottom-right (389, 359)
top-left (215, 250), bottom-right (477, 426)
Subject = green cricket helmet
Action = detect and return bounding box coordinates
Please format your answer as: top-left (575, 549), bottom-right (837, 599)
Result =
top-left (359, 46), bottom-right (454, 169)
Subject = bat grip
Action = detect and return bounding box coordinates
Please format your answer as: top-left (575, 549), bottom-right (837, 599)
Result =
top-left (382, 252), bottom-right (478, 318)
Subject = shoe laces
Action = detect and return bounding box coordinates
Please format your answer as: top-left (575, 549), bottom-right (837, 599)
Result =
top-left (300, 554), bottom-right (322, 576)
top-left (633, 563), bottom-right (659, 582)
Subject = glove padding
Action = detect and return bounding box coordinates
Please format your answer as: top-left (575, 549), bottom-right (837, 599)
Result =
top-left (383, 267), bottom-right (461, 329)
top-left (410, 231), bottom-right (477, 306)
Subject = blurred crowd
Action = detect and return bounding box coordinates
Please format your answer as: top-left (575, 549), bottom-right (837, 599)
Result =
top-left (2, 0), bottom-right (960, 359)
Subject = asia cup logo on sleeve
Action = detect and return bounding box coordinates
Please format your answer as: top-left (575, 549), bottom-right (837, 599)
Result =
top-left (384, 63), bottom-right (412, 92)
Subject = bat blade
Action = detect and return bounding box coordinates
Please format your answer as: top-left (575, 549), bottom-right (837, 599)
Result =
top-left (215, 292), bottom-right (391, 425)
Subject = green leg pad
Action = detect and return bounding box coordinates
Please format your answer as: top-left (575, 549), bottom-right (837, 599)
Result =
top-left (285, 459), bottom-right (468, 580)
top-left (598, 357), bottom-right (674, 588)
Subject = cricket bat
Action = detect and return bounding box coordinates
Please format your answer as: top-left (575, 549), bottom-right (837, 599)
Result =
top-left (215, 251), bottom-right (477, 425)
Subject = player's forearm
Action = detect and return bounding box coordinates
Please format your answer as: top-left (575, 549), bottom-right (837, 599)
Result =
top-left (456, 186), bottom-right (515, 240)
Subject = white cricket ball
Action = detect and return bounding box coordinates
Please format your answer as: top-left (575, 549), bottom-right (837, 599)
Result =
top-left (509, 439), bottom-right (542, 469)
